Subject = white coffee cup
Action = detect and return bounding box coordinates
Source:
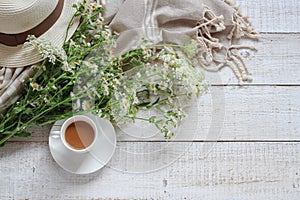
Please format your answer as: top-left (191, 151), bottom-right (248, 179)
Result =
top-left (53, 115), bottom-right (98, 153)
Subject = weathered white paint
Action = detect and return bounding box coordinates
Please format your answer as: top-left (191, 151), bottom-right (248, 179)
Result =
top-left (0, 142), bottom-right (299, 200)
top-left (1, 1), bottom-right (300, 199)
top-left (204, 34), bottom-right (300, 84)
top-left (236, 0), bottom-right (300, 33)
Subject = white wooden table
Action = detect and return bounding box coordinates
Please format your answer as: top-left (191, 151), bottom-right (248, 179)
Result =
top-left (1, 0), bottom-right (300, 199)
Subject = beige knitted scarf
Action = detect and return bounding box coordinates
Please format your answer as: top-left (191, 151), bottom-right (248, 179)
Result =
top-left (0, 0), bottom-right (258, 113)
top-left (104, 0), bottom-right (258, 81)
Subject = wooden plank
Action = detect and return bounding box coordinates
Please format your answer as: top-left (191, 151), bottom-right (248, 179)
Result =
top-left (203, 34), bottom-right (300, 84)
top-left (1, 142), bottom-right (299, 199)
top-left (237, 0), bottom-right (300, 33)
top-left (9, 86), bottom-right (300, 142)
top-left (118, 86), bottom-right (300, 141)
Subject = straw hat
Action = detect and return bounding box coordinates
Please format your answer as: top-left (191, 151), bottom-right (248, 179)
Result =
top-left (0, 0), bottom-right (80, 68)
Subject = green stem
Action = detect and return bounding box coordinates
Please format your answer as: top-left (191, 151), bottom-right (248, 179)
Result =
top-left (0, 131), bottom-right (18, 146)
top-left (63, 10), bottom-right (78, 43)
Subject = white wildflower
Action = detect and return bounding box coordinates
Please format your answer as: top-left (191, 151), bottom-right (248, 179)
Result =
top-left (161, 54), bottom-right (173, 63)
top-left (110, 78), bottom-right (120, 88)
top-left (121, 99), bottom-right (130, 109)
top-left (30, 82), bottom-right (40, 91)
top-left (82, 100), bottom-right (92, 110)
top-left (69, 39), bottom-right (76, 47)
top-left (25, 35), bottom-right (67, 64)
top-left (124, 86), bottom-right (132, 93)
top-left (84, 83), bottom-right (101, 98)
top-left (136, 72), bottom-right (142, 78)
top-left (73, 99), bottom-right (81, 110)
top-left (167, 96), bottom-right (174, 104)
top-left (51, 85), bottom-right (58, 90)
top-left (69, 62), bottom-right (77, 69)
top-left (159, 81), bottom-right (168, 91)
top-left (114, 91), bottom-right (120, 100)
top-left (102, 28), bottom-right (112, 40)
top-left (141, 45), bottom-right (152, 58)
top-left (97, 109), bottom-right (103, 117)
top-left (103, 84), bottom-right (109, 96)
top-left (133, 95), bottom-right (139, 104)
top-left (83, 61), bottom-right (98, 73)
top-left (62, 62), bottom-right (74, 73)
top-left (150, 81), bottom-right (158, 95)
top-left (30, 101), bottom-right (40, 108)
top-left (43, 97), bottom-right (49, 103)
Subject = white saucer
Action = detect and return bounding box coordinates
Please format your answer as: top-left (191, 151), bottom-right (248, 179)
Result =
top-left (49, 114), bottom-right (116, 174)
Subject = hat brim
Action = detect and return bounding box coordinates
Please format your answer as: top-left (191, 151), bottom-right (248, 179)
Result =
top-left (0, 0), bottom-right (80, 68)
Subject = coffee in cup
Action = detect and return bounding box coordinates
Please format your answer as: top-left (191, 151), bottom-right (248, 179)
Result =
top-left (65, 120), bottom-right (95, 150)
top-left (60, 115), bottom-right (98, 153)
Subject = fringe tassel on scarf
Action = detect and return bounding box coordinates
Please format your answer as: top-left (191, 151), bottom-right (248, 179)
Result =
top-left (195, 0), bottom-right (259, 83)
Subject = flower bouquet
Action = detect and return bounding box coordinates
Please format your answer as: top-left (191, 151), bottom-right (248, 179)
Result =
top-left (0, 1), bottom-right (207, 146)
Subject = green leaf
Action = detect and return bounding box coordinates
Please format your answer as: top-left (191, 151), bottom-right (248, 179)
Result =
top-left (15, 131), bottom-right (31, 138)
top-left (12, 107), bottom-right (24, 114)
top-left (147, 97), bottom-right (160, 108)
top-left (137, 102), bottom-right (151, 108)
